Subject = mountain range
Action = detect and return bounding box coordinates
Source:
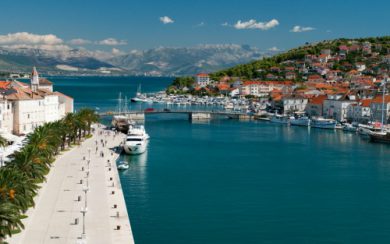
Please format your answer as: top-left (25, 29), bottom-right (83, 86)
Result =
top-left (0, 45), bottom-right (277, 76)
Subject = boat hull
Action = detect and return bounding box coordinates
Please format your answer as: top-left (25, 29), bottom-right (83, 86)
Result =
top-left (123, 142), bottom-right (147, 155)
top-left (369, 132), bottom-right (390, 143)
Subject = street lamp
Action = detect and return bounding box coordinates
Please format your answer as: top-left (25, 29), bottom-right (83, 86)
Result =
top-left (85, 169), bottom-right (90, 188)
top-left (87, 147), bottom-right (91, 161)
top-left (80, 207), bottom-right (88, 238)
top-left (82, 185), bottom-right (89, 209)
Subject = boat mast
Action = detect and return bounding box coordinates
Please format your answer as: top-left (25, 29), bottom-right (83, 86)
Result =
top-left (117, 92), bottom-right (122, 114)
top-left (381, 77), bottom-right (387, 132)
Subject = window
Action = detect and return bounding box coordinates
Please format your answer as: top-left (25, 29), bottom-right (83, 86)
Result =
top-left (126, 138), bottom-right (142, 142)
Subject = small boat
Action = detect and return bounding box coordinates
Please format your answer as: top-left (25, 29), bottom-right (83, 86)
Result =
top-left (131, 84), bottom-right (153, 103)
top-left (290, 116), bottom-right (310, 127)
top-left (311, 117), bottom-right (337, 129)
top-left (117, 161), bottom-right (129, 170)
top-left (270, 114), bottom-right (289, 124)
top-left (123, 125), bottom-right (149, 155)
top-left (342, 123), bottom-right (357, 132)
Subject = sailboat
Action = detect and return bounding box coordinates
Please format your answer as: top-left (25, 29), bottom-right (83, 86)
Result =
top-left (131, 84), bottom-right (152, 103)
top-left (111, 93), bottom-right (135, 133)
top-left (369, 78), bottom-right (390, 143)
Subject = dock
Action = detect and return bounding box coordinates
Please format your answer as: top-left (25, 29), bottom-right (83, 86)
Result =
top-left (7, 125), bottom-right (134, 244)
top-left (101, 109), bottom-right (253, 121)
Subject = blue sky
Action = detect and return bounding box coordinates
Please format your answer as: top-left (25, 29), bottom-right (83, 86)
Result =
top-left (0, 0), bottom-right (389, 52)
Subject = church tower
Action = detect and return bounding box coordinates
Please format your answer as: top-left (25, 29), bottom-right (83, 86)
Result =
top-left (31, 66), bottom-right (39, 92)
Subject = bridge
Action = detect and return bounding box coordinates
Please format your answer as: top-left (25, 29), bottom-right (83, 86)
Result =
top-left (98, 109), bottom-right (253, 121)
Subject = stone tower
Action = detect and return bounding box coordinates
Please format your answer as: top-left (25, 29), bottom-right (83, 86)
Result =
top-left (31, 66), bottom-right (39, 92)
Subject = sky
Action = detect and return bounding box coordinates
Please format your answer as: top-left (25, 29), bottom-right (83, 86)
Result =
top-left (0, 0), bottom-right (389, 54)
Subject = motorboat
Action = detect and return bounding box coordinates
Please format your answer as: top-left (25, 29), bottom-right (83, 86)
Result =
top-left (290, 116), bottom-right (310, 127)
top-left (311, 117), bottom-right (337, 129)
top-left (123, 125), bottom-right (149, 155)
top-left (270, 114), bottom-right (289, 124)
top-left (117, 161), bottom-right (129, 170)
top-left (342, 123), bottom-right (357, 132)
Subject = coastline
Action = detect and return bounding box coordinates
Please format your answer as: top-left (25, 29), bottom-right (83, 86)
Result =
top-left (7, 124), bottom-right (134, 244)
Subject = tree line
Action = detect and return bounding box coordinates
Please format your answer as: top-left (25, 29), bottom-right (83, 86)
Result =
top-left (0, 108), bottom-right (99, 242)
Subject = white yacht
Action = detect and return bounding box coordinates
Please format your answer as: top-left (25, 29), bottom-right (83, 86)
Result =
top-left (290, 116), bottom-right (311, 127)
top-left (123, 125), bottom-right (149, 155)
top-left (270, 114), bottom-right (289, 124)
top-left (311, 117), bottom-right (337, 129)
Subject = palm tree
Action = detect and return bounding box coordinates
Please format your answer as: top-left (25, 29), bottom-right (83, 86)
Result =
top-left (0, 168), bottom-right (38, 212)
top-left (78, 108), bottom-right (99, 135)
top-left (63, 113), bottom-right (77, 147)
top-left (0, 202), bottom-right (24, 241)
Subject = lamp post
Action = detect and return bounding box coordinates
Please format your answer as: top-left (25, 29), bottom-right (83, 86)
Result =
top-left (85, 169), bottom-right (90, 188)
top-left (80, 207), bottom-right (88, 238)
top-left (82, 185), bottom-right (89, 209)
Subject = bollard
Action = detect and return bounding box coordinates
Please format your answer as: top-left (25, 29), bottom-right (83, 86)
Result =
top-left (116, 211), bottom-right (120, 218)
top-left (112, 182), bottom-right (115, 187)
top-left (78, 196), bottom-right (81, 201)
top-left (82, 166), bottom-right (84, 171)
top-left (112, 191), bottom-right (115, 195)
top-left (75, 218), bottom-right (79, 225)
top-left (107, 159), bottom-right (110, 163)
top-left (114, 204), bottom-right (117, 208)
top-left (83, 156), bottom-right (85, 160)
top-left (110, 177), bottom-right (113, 181)
top-left (109, 168), bottom-right (111, 171)
top-left (116, 225), bottom-right (121, 230)
top-left (80, 179), bottom-right (83, 184)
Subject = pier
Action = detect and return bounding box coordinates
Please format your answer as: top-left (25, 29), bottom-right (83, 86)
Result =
top-left (7, 126), bottom-right (134, 244)
top-left (100, 109), bottom-right (253, 121)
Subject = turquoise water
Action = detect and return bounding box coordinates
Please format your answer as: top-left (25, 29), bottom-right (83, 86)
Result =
top-left (53, 77), bottom-right (390, 244)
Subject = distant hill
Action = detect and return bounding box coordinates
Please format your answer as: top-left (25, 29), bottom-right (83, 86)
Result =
top-left (212, 36), bottom-right (390, 80)
top-left (107, 44), bottom-right (276, 76)
top-left (0, 44), bottom-right (276, 76)
top-left (0, 47), bottom-right (116, 74)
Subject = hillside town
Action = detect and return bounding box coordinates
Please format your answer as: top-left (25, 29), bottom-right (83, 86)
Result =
top-left (0, 67), bottom-right (74, 158)
top-left (167, 39), bottom-right (390, 126)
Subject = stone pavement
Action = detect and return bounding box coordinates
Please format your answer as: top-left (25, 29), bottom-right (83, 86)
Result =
top-left (7, 125), bottom-right (134, 244)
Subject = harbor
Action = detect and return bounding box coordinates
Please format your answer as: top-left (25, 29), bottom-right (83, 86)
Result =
top-left (7, 125), bottom-right (134, 244)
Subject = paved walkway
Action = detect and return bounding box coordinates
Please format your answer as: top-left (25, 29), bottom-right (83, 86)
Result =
top-left (7, 125), bottom-right (134, 244)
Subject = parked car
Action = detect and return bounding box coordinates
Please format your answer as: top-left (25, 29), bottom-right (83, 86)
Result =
top-left (144, 108), bottom-right (155, 112)
top-left (163, 108), bottom-right (171, 112)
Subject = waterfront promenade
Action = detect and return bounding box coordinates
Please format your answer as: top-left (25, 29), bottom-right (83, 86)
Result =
top-left (7, 125), bottom-right (134, 244)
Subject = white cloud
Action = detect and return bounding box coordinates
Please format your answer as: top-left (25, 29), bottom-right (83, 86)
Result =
top-left (268, 46), bottom-right (280, 52)
top-left (98, 38), bottom-right (127, 46)
top-left (111, 48), bottom-right (125, 56)
top-left (233, 19), bottom-right (279, 30)
top-left (69, 38), bottom-right (92, 45)
top-left (0, 32), bottom-right (63, 45)
top-left (221, 22), bottom-right (229, 27)
top-left (160, 16), bottom-right (174, 24)
top-left (290, 25), bottom-right (315, 33)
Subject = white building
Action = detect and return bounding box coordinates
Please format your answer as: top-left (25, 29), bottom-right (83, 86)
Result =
top-left (370, 95), bottom-right (390, 123)
top-left (346, 99), bottom-right (371, 123)
top-left (281, 95), bottom-right (308, 114)
top-left (323, 94), bottom-right (357, 122)
top-left (195, 73), bottom-right (210, 87)
top-left (1, 67), bottom-right (74, 135)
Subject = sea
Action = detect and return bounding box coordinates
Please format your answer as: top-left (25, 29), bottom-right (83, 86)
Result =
top-left (52, 76), bottom-right (390, 244)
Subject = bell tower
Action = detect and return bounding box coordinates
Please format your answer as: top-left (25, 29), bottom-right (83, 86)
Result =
top-left (31, 66), bottom-right (39, 92)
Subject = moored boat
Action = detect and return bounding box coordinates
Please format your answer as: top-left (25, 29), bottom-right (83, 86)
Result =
top-left (290, 116), bottom-right (310, 127)
top-left (123, 125), bottom-right (149, 155)
top-left (117, 161), bottom-right (129, 170)
top-left (311, 117), bottom-right (337, 129)
top-left (270, 114), bottom-right (289, 124)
